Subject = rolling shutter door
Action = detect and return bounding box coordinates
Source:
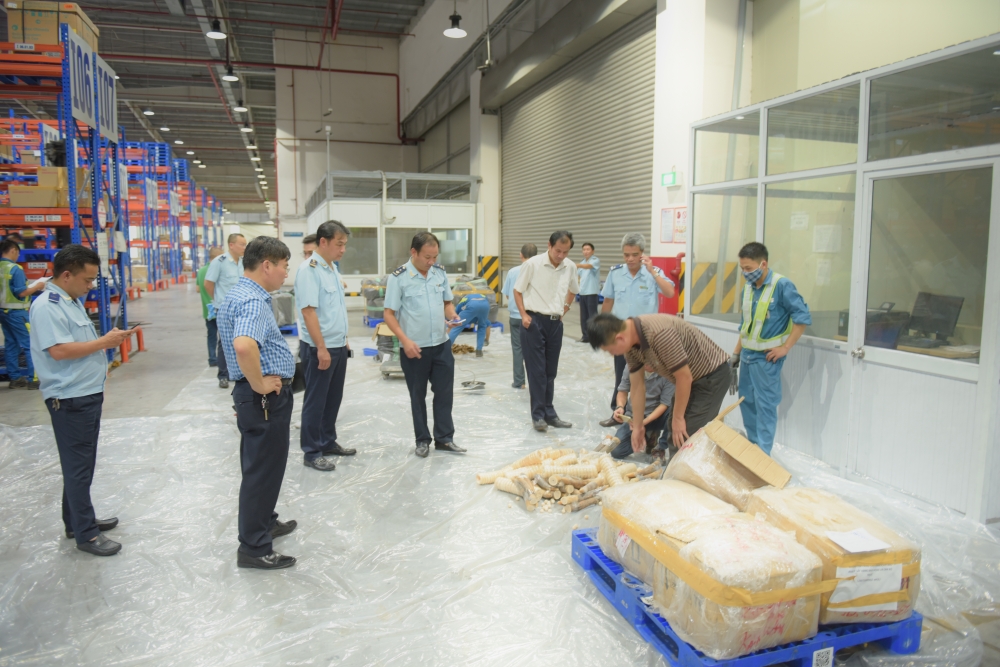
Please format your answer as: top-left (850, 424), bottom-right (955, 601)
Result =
top-left (500, 12), bottom-right (655, 275)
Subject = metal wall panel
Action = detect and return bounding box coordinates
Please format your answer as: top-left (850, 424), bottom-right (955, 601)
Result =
top-left (855, 362), bottom-right (978, 513)
top-left (500, 12), bottom-right (655, 273)
top-left (988, 392), bottom-right (1000, 522)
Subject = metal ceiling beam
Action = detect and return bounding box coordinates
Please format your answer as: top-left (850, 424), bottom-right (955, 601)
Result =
top-left (124, 100), bottom-right (165, 142)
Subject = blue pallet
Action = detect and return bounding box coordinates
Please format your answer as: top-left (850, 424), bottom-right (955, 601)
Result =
top-left (278, 323), bottom-right (298, 336)
top-left (363, 316), bottom-right (384, 328)
top-left (571, 529), bottom-right (922, 667)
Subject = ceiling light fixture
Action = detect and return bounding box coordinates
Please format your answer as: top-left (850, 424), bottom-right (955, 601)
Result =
top-left (174, 139), bottom-right (184, 145)
top-left (193, 160), bottom-right (202, 164)
top-left (114, 75), bottom-right (120, 80)
top-left (735, 115), bottom-right (745, 120)
top-left (142, 108), bottom-right (154, 116)
top-left (444, 1), bottom-right (466, 38)
top-left (240, 122), bottom-right (253, 133)
top-left (233, 99), bottom-right (248, 113)
top-left (198, 164), bottom-right (207, 168)
top-left (222, 65), bottom-right (239, 82)
top-left (254, 167), bottom-right (263, 172)
top-left (250, 155), bottom-right (261, 161)
top-left (207, 19), bottom-right (226, 40)
top-left (257, 174), bottom-right (266, 179)
top-left (186, 150), bottom-right (195, 155)
top-left (159, 126), bottom-right (170, 131)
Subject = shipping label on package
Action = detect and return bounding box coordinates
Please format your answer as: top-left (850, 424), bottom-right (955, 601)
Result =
top-left (615, 529), bottom-right (632, 558)
top-left (830, 563), bottom-right (903, 612)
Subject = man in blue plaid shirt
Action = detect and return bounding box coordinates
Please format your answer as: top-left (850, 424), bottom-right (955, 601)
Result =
top-left (217, 236), bottom-right (298, 571)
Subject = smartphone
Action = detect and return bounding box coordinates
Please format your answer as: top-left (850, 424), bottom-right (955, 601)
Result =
top-left (346, 349), bottom-right (354, 358)
top-left (451, 319), bottom-right (466, 325)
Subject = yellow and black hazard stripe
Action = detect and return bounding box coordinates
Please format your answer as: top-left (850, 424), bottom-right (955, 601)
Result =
top-left (690, 262), bottom-right (738, 315)
top-left (676, 262), bottom-right (686, 313)
top-left (477, 255), bottom-right (500, 293)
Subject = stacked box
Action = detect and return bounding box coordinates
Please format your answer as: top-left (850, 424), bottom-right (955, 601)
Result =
top-left (597, 480), bottom-right (737, 584)
top-left (746, 487), bottom-right (921, 625)
top-left (5, 1), bottom-right (100, 50)
top-left (664, 428), bottom-right (770, 510)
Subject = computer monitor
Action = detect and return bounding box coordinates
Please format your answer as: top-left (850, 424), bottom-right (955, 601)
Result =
top-left (908, 292), bottom-right (964, 339)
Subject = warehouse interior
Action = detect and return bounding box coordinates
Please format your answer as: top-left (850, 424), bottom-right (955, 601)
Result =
top-left (1, 0), bottom-right (1000, 665)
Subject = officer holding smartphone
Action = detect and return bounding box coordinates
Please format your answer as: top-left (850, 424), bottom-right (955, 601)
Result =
top-left (295, 220), bottom-right (356, 472)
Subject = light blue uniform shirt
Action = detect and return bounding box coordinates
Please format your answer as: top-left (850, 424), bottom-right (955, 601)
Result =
top-left (384, 260), bottom-right (453, 348)
top-left (29, 284), bottom-right (107, 400)
top-left (739, 271), bottom-right (812, 363)
top-left (577, 255), bottom-right (601, 295)
top-left (217, 277), bottom-right (296, 381)
top-left (204, 251), bottom-right (243, 309)
top-left (501, 265), bottom-right (523, 320)
top-left (601, 264), bottom-right (673, 319)
top-left (295, 254), bottom-right (348, 348)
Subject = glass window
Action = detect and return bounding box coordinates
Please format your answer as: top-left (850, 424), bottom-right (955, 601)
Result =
top-left (694, 112), bottom-right (759, 185)
top-left (868, 46), bottom-right (1000, 161)
top-left (767, 84), bottom-right (859, 175)
top-left (338, 227), bottom-right (378, 275)
top-left (384, 227), bottom-right (424, 273)
top-left (763, 173), bottom-right (856, 340)
top-left (866, 167), bottom-right (991, 362)
top-left (691, 185), bottom-right (757, 321)
top-left (432, 228), bottom-right (473, 274)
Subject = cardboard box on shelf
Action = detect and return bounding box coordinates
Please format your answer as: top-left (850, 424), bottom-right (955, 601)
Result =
top-left (746, 487), bottom-right (921, 625)
top-left (5, 1), bottom-right (100, 51)
top-left (8, 185), bottom-right (68, 207)
top-left (130, 264), bottom-right (148, 285)
top-left (19, 151), bottom-right (41, 165)
top-left (36, 166), bottom-right (65, 188)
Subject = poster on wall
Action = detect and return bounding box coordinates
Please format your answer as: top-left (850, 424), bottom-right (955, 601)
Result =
top-left (660, 208), bottom-right (674, 243)
top-left (662, 206), bottom-right (688, 243)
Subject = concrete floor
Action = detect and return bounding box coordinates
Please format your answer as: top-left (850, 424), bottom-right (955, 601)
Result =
top-left (0, 286), bottom-right (586, 428)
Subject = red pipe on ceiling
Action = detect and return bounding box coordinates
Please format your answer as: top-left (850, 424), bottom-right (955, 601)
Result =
top-left (101, 53), bottom-right (412, 143)
top-left (206, 64), bottom-right (236, 125)
top-left (332, 0), bottom-right (345, 42)
top-left (77, 5), bottom-right (414, 37)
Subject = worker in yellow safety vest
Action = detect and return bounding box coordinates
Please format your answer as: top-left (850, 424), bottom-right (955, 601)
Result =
top-left (731, 242), bottom-right (811, 455)
top-left (1, 238), bottom-right (46, 388)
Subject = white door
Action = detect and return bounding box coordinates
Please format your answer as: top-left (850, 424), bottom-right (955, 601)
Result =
top-left (846, 160), bottom-right (1000, 516)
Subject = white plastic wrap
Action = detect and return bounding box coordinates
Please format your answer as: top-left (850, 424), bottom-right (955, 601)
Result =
top-left (663, 428), bottom-right (768, 510)
top-left (649, 513), bottom-right (823, 660)
top-left (597, 480), bottom-right (737, 583)
top-left (747, 486), bottom-right (920, 625)
top-left (0, 320), bottom-right (998, 666)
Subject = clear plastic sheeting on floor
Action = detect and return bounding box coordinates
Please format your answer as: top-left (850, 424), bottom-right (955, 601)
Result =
top-left (0, 327), bottom-right (996, 666)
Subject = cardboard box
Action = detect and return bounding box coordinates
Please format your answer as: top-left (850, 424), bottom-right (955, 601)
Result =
top-left (130, 264), bottom-right (148, 285)
top-left (19, 151), bottom-right (41, 165)
top-left (5, 1), bottom-right (100, 51)
top-left (598, 480), bottom-right (737, 585)
top-left (8, 185), bottom-right (68, 207)
top-left (36, 166), bottom-right (65, 188)
top-left (746, 487), bottom-right (921, 625)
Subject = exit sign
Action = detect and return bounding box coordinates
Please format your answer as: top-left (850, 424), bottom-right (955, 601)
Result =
top-left (661, 171), bottom-right (682, 187)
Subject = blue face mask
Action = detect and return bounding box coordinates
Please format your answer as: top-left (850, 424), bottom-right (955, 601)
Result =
top-left (743, 267), bottom-right (763, 283)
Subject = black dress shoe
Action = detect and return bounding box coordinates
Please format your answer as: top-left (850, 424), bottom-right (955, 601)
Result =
top-left (66, 517), bottom-right (119, 539)
top-left (546, 417), bottom-right (573, 429)
top-left (434, 441), bottom-right (467, 453)
top-left (76, 533), bottom-right (121, 556)
top-left (271, 519), bottom-right (297, 538)
top-left (237, 550), bottom-right (296, 570)
top-left (304, 456), bottom-right (336, 471)
top-left (599, 416), bottom-right (618, 428)
top-left (322, 443), bottom-right (357, 456)
top-left (415, 442), bottom-right (430, 457)
top-left (533, 420), bottom-right (548, 432)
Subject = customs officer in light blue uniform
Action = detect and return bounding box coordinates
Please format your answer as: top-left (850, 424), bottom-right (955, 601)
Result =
top-left (732, 242), bottom-right (811, 455)
top-left (576, 242), bottom-right (600, 343)
top-left (599, 232), bottom-right (675, 423)
top-left (204, 233), bottom-right (246, 388)
top-left (29, 245), bottom-right (132, 556)
top-left (384, 231), bottom-right (466, 459)
top-left (295, 221), bottom-right (356, 472)
top-left (501, 243), bottom-right (537, 389)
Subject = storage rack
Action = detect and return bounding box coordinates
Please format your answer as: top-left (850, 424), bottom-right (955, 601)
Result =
top-left (0, 30), bottom-right (226, 349)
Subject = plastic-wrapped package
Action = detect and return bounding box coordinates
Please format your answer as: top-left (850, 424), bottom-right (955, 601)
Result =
top-left (269, 290), bottom-right (296, 327)
top-left (638, 513), bottom-right (824, 660)
top-left (747, 486), bottom-right (921, 625)
top-left (596, 480), bottom-right (737, 584)
top-left (663, 428), bottom-right (769, 510)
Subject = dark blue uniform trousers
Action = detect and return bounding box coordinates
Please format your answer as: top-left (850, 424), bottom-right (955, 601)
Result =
top-left (399, 341), bottom-right (455, 444)
top-left (233, 380), bottom-right (292, 557)
top-left (578, 294), bottom-right (599, 342)
top-left (47, 393), bottom-right (104, 544)
top-left (299, 344), bottom-right (347, 462)
top-left (521, 313), bottom-right (564, 422)
top-left (206, 318), bottom-right (218, 366)
top-left (216, 338), bottom-right (230, 380)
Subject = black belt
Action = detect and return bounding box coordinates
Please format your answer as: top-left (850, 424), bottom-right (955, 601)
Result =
top-left (236, 378), bottom-right (293, 386)
top-left (526, 310), bottom-right (562, 321)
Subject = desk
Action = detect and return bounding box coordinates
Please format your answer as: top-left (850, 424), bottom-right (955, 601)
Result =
top-left (833, 335), bottom-right (979, 359)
